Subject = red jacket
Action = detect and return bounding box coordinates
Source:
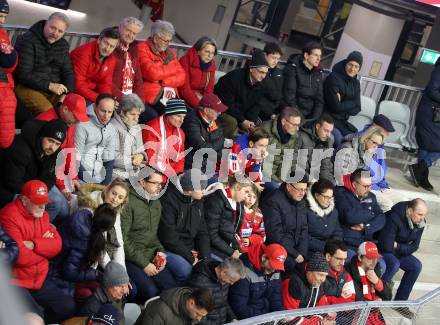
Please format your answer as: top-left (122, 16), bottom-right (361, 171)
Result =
top-left (0, 28), bottom-right (18, 149)
top-left (112, 40), bottom-right (145, 102)
top-left (0, 199), bottom-right (62, 290)
top-left (142, 115), bottom-right (185, 179)
top-left (36, 109), bottom-right (77, 191)
top-left (178, 47), bottom-right (216, 109)
top-left (238, 208), bottom-right (265, 253)
top-left (70, 39), bottom-right (115, 103)
top-left (138, 39), bottom-right (185, 105)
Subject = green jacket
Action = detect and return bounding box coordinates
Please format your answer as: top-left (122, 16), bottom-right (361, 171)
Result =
top-left (121, 185), bottom-right (163, 268)
top-left (135, 287), bottom-right (195, 325)
top-left (261, 116), bottom-right (304, 182)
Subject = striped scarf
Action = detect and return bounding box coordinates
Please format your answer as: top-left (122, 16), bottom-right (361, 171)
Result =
top-left (357, 262), bottom-right (375, 300)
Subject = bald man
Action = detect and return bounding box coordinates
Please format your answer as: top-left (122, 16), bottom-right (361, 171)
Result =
top-left (378, 198), bottom-right (427, 300)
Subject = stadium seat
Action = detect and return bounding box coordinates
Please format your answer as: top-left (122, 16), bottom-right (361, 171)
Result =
top-left (378, 100), bottom-right (411, 148)
top-left (348, 96), bottom-right (376, 131)
top-left (124, 303), bottom-right (142, 325)
top-left (214, 71), bottom-right (226, 84)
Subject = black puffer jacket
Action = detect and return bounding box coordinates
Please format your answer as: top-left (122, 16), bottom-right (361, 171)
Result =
top-left (159, 182), bottom-right (210, 264)
top-left (204, 188), bottom-right (244, 259)
top-left (282, 54), bottom-right (324, 122)
top-left (324, 59), bottom-right (361, 135)
top-left (0, 224), bottom-right (18, 265)
top-left (253, 67), bottom-right (283, 121)
top-left (0, 120), bottom-right (65, 206)
top-left (187, 261), bottom-right (236, 325)
top-left (214, 67), bottom-right (273, 124)
top-left (182, 110), bottom-right (224, 172)
top-left (14, 20), bottom-right (75, 92)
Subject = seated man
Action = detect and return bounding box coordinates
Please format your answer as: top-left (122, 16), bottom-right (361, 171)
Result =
top-left (36, 93), bottom-right (89, 221)
top-left (121, 168), bottom-right (179, 304)
top-left (78, 262), bottom-right (129, 323)
top-left (187, 257), bottom-right (245, 325)
top-left (142, 98), bottom-right (187, 179)
top-left (229, 242), bottom-right (286, 319)
top-left (158, 169), bottom-right (210, 281)
top-left (261, 106), bottom-right (305, 185)
top-left (0, 180), bottom-right (74, 323)
top-left (299, 113), bottom-right (335, 183)
top-left (282, 42), bottom-right (324, 126)
top-left (64, 304), bottom-right (121, 325)
top-left (112, 17), bottom-right (144, 103)
top-left (14, 12), bottom-right (75, 115)
top-left (214, 49), bottom-right (270, 138)
top-left (261, 177), bottom-right (308, 273)
top-left (136, 287), bottom-right (214, 325)
top-left (323, 240), bottom-right (356, 305)
top-left (347, 242), bottom-right (391, 323)
top-left (70, 27), bottom-right (119, 105)
top-left (75, 93), bottom-right (116, 185)
top-left (324, 51), bottom-right (363, 146)
top-left (379, 199), bottom-right (426, 300)
top-left (252, 43), bottom-right (283, 121)
top-left (281, 252), bottom-right (333, 324)
top-left (138, 19), bottom-right (185, 118)
top-left (182, 93), bottom-right (227, 172)
top-left (0, 119), bottom-right (67, 220)
top-left (335, 169), bottom-right (386, 273)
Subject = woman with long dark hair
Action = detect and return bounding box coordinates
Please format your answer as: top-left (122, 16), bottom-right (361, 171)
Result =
top-left (49, 204), bottom-right (117, 297)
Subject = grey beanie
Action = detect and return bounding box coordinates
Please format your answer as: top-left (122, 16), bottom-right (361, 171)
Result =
top-left (179, 169), bottom-right (208, 192)
top-left (102, 262), bottom-right (129, 288)
top-left (307, 252), bottom-right (329, 273)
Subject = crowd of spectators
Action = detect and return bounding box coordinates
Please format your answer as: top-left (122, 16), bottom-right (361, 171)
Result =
top-left (0, 2), bottom-right (434, 324)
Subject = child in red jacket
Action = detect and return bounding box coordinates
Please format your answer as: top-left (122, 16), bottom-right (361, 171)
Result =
top-left (237, 184), bottom-right (265, 253)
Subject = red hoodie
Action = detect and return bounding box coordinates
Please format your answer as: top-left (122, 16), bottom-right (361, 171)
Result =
top-left (0, 199), bottom-right (62, 290)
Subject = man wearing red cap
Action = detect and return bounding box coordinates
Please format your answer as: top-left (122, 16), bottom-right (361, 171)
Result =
top-left (229, 242), bottom-right (285, 319)
top-left (347, 241), bottom-right (391, 324)
top-left (0, 180), bottom-right (75, 323)
top-left (36, 93), bottom-right (89, 220)
top-left (182, 93), bottom-right (227, 172)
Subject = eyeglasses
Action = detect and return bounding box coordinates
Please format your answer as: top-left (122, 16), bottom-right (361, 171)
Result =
top-left (284, 119), bottom-right (300, 129)
top-left (355, 181), bottom-right (372, 190)
top-left (318, 193), bottom-right (333, 200)
top-left (156, 35), bottom-right (172, 44)
top-left (146, 180), bottom-right (163, 188)
top-left (289, 184), bottom-right (307, 193)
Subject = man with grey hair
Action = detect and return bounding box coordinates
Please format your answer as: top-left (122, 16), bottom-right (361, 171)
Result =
top-left (112, 17), bottom-right (145, 104)
top-left (188, 257), bottom-right (245, 324)
top-left (138, 19), bottom-right (185, 122)
top-left (111, 93), bottom-right (147, 179)
top-left (14, 12), bottom-right (74, 115)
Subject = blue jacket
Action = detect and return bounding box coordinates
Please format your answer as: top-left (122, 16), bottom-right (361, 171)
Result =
top-left (416, 63), bottom-right (440, 152)
top-left (305, 189), bottom-right (342, 255)
top-left (0, 224), bottom-right (18, 265)
top-left (229, 243), bottom-right (283, 319)
top-left (261, 184), bottom-right (308, 272)
top-left (49, 208), bottom-right (98, 295)
top-left (334, 184), bottom-right (385, 250)
top-left (378, 201), bottom-right (425, 256)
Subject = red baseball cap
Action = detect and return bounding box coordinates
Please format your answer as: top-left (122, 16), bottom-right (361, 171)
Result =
top-left (358, 241), bottom-right (382, 259)
top-left (263, 243), bottom-right (287, 271)
top-left (199, 93), bottom-right (228, 113)
top-left (63, 93), bottom-right (89, 122)
top-left (21, 180), bottom-right (50, 205)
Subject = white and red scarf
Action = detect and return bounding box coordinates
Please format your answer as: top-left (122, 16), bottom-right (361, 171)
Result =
top-left (120, 43), bottom-right (134, 94)
top-left (357, 262), bottom-right (375, 300)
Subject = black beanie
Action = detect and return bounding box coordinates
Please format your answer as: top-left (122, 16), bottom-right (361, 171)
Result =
top-left (179, 169), bottom-right (208, 192)
top-left (249, 49), bottom-right (268, 68)
top-left (346, 51), bottom-right (363, 67)
top-left (0, 0), bottom-right (9, 14)
top-left (39, 120), bottom-right (67, 143)
top-left (307, 252), bottom-right (329, 273)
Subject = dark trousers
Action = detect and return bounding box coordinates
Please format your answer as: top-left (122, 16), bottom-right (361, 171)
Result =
top-left (418, 150), bottom-right (440, 167)
top-left (18, 277), bottom-right (75, 324)
top-left (126, 261), bottom-right (179, 304)
top-left (382, 253), bottom-right (422, 300)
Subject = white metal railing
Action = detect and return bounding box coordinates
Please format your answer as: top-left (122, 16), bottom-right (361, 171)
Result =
top-left (227, 286), bottom-right (440, 325)
top-left (4, 25), bottom-right (425, 152)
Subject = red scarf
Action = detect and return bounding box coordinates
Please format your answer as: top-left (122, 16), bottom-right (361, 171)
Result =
top-left (357, 260), bottom-right (375, 300)
top-left (120, 43), bottom-right (134, 94)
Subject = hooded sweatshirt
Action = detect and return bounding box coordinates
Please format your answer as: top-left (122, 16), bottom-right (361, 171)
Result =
top-left (75, 105), bottom-right (116, 184)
